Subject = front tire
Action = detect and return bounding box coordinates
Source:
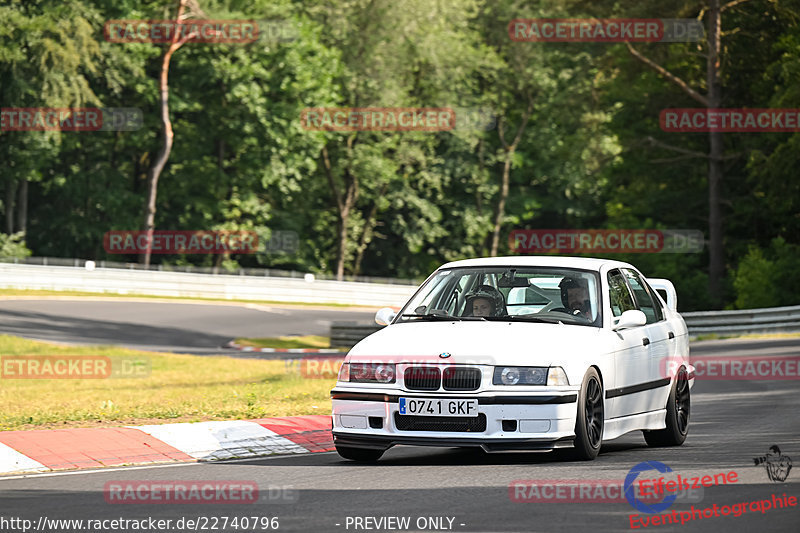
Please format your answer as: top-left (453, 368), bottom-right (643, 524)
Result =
top-left (643, 367), bottom-right (690, 447)
top-left (335, 445), bottom-right (384, 462)
top-left (569, 368), bottom-right (604, 460)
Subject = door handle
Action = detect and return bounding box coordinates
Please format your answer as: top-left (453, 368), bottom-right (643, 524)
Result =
top-left (668, 331), bottom-right (675, 339)
top-left (642, 337), bottom-right (650, 346)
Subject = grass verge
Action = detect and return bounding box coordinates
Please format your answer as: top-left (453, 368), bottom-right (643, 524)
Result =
top-left (0, 335), bottom-right (334, 431)
top-left (232, 336), bottom-right (334, 349)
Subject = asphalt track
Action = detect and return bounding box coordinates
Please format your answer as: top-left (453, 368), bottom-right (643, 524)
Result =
top-left (1, 337), bottom-right (798, 532)
top-left (0, 299), bottom-right (378, 355)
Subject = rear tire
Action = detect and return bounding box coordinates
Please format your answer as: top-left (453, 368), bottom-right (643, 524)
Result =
top-left (643, 367), bottom-right (690, 447)
top-left (568, 368), bottom-right (604, 461)
top-left (335, 445), bottom-right (384, 462)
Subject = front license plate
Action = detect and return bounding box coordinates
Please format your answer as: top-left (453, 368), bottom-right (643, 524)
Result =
top-left (398, 398), bottom-right (478, 417)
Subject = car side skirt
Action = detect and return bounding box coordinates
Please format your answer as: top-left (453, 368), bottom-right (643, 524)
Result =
top-left (602, 409), bottom-right (668, 441)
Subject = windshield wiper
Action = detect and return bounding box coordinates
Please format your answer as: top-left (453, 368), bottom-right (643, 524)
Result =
top-left (400, 313), bottom-right (487, 321)
top-left (484, 316), bottom-right (563, 324)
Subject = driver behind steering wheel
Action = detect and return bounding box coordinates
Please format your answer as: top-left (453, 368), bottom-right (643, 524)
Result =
top-left (557, 277), bottom-right (592, 319)
top-left (464, 285), bottom-right (506, 317)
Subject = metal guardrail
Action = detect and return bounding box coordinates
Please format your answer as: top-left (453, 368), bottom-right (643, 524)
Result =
top-left (682, 305), bottom-right (800, 336)
top-left (330, 305), bottom-right (800, 348)
top-left (0, 263), bottom-right (417, 307)
top-left (0, 256), bottom-right (420, 286)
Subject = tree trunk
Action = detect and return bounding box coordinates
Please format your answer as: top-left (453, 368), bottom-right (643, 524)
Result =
top-left (625, 0), bottom-right (736, 305)
top-left (353, 182), bottom-right (388, 276)
top-left (490, 100), bottom-right (533, 256)
top-left (139, 0), bottom-right (195, 267)
top-left (475, 137), bottom-right (485, 214)
top-left (490, 152), bottom-right (512, 256)
top-left (321, 144), bottom-right (358, 281)
top-left (214, 137), bottom-right (226, 272)
top-left (707, 0), bottom-right (724, 306)
top-left (16, 178), bottom-right (27, 235)
top-left (336, 208), bottom-right (349, 280)
top-left (4, 179), bottom-right (16, 234)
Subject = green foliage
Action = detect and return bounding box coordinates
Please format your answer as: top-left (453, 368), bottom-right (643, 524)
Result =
top-left (0, 0), bottom-right (797, 311)
top-left (733, 238), bottom-right (800, 309)
top-left (0, 232), bottom-right (32, 259)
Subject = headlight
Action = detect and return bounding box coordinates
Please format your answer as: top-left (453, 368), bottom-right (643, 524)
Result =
top-left (493, 366), bottom-right (547, 385)
top-left (492, 366), bottom-right (570, 386)
top-left (345, 363), bottom-right (396, 383)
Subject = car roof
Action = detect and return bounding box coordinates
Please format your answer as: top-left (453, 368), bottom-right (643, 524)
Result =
top-left (438, 255), bottom-right (634, 272)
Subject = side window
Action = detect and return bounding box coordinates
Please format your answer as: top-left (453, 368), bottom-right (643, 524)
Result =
top-left (608, 269), bottom-right (636, 317)
top-left (622, 269), bottom-right (664, 324)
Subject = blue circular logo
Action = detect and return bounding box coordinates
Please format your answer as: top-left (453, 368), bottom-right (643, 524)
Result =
top-left (624, 461), bottom-right (677, 514)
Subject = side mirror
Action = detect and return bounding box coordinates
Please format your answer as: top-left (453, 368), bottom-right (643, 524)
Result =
top-left (612, 309), bottom-right (647, 331)
top-left (375, 307), bottom-right (397, 326)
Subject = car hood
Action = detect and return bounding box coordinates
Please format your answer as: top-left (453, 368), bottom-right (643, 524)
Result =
top-left (347, 320), bottom-right (607, 367)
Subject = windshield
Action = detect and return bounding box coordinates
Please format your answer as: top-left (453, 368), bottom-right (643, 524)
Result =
top-left (398, 266), bottom-right (602, 326)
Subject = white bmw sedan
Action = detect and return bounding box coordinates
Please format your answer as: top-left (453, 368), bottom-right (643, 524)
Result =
top-left (331, 256), bottom-right (694, 461)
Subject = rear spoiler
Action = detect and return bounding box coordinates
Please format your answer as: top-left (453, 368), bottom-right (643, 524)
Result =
top-left (648, 278), bottom-right (677, 311)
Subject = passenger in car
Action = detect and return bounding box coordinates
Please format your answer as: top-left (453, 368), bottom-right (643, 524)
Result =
top-left (472, 296), bottom-right (493, 317)
top-left (464, 285), bottom-right (506, 317)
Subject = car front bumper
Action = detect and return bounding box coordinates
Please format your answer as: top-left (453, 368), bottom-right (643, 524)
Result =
top-left (330, 388), bottom-right (579, 453)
